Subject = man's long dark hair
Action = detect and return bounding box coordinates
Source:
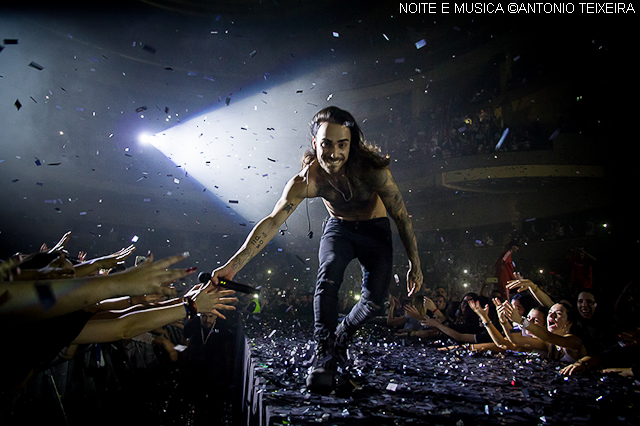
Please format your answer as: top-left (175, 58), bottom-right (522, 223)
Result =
top-left (302, 106), bottom-right (389, 178)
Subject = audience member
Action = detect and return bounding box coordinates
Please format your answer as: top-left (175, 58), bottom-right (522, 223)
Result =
top-left (0, 236), bottom-right (239, 399)
top-left (494, 240), bottom-right (519, 300)
top-left (497, 300), bottom-right (587, 363)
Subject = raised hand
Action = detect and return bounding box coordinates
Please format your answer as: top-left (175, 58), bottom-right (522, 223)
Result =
top-left (47, 231), bottom-right (72, 254)
top-left (498, 298), bottom-right (522, 324)
top-left (468, 300), bottom-right (490, 322)
top-left (423, 297), bottom-right (437, 312)
top-left (404, 304), bottom-right (424, 321)
top-left (109, 252), bottom-right (195, 297)
top-left (0, 255), bottom-right (22, 282)
top-left (493, 298), bottom-right (510, 324)
top-left (87, 245), bottom-right (135, 269)
top-left (11, 251), bottom-right (76, 281)
top-left (192, 284), bottom-right (238, 320)
top-left (73, 245), bottom-right (137, 277)
top-left (506, 273), bottom-right (537, 293)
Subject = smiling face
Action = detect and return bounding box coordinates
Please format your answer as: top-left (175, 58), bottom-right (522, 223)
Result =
top-left (547, 303), bottom-right (571, 335)
top-left (313, 122), bottom-right (351, 176)
top-left (577, 291), bottom-right (596, 320)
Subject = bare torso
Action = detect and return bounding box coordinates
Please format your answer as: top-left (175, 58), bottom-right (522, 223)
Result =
top-left (306, 161), bottom-right (388, 221)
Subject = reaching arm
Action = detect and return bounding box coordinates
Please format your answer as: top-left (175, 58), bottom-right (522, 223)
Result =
top-left (73, 286), bottom-right (237, 344)
top-left (499, 298), bottom-right (583, 351)
top-left (468, 300), bottom-right (517, 350)
top-left (422, 317), bottom-right (475, 343)
top-left (0, 253), bottom-right (194, 324)
top-left (73, 245), bottom-right (136, 277)
top-left (211, 171), bottom-right (308, 284)
top-left (374, 168), bottom-right (423, 296)
top-left (507, 274), bottom-right (554, 308)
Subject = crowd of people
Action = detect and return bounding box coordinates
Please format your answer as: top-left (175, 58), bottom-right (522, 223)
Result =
top-left (0, 232), bottom-right (240, 425)
top-left (385, 272), bottom-right (639, 381)
top-left (1, 229), bottom-right (637, 424)
top-left (366, 102), bottom-right (553, 166)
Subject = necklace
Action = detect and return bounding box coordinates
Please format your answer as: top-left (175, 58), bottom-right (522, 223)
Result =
top-left (326, 176), bottom-right (353, 202)
top-left (200, 325), bottom-right (215, 344)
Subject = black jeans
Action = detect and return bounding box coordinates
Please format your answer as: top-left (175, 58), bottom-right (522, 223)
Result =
top-left (313, 217), bottom-right (393, 341)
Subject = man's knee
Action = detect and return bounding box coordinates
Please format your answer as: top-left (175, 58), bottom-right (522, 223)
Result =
top-left (315, 279), bottom-right (340, 299)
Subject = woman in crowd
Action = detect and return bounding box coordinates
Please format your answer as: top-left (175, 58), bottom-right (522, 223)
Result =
top-left (465, 299), bottom-right (548, 353)
top-left (497, 299), bottom-right (587, 363)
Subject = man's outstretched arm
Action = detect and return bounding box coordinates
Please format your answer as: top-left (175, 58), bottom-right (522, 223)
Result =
top-left (374, 167), bottom-right (423, 296)
top-left (211, 169), bottom-right (309, 283)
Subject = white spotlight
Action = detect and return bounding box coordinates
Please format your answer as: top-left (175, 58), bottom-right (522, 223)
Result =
top-left (138, 132), bottom-right (155, 145)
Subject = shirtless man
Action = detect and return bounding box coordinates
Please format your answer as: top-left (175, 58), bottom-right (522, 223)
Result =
top-left (211, 106), bottom-right (423, 394)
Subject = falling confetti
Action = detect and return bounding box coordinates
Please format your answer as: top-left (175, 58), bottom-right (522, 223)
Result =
top-left (28, 61), bottom-right (44, 70)
top-left (142, 44), bottom-right (156, 54)
top-left (495, 128), bottom-right (510, 150)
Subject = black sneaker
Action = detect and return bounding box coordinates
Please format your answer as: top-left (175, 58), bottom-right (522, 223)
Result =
top-left (305, 339), bottom-right (337, 395)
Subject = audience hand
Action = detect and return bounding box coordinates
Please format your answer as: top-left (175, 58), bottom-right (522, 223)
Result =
top-left (423, 297), bottom-right (437, 312)
top-left (495, 298), bottom-right (521, 324)
top-left (192, 284), bottom-right (238, 320)
top-left (0, 255), bottom-right (22, 282)
top-left (468, 300), bottom-right (490, 322)
top-left (560, 361), bottom-right (588, 376)
top-left (601, 368), bottom-right (634, 378)
top-left (130, 294), bottom-right (168, 306)
top-left (421, 317), bottom-right (439, 328)
top-left (75, 245), bottom-right (136, 277)
top-left (404, 304), bottom-right (424, 321)
top-left (110, 252), bottom-right (195, 297)
top-left (43, 231), bottom-right (72, 254)
top-left (506, 273), bottom-right (538, 293)
top-left (12, 251), bottom-right (76, 281)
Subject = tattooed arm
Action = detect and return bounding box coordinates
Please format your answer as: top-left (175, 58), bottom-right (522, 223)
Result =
top-left (210, 168), bottom-right (310, 285)
top-left (373, 167), bottom-right (423, 296)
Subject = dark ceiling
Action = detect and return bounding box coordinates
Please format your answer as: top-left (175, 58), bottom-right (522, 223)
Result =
top-left (0, 1), bottom-right (634, 284)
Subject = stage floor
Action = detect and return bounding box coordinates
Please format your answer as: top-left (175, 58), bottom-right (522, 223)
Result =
top-left (244, 314), bottom-right (639, 426)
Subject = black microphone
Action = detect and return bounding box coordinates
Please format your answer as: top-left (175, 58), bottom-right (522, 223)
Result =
top-left (198, 272), bottom-right (260, 295)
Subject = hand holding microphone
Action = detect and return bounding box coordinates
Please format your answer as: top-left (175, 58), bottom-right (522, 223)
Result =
top-left (198, 271), bottom-right (260, 295)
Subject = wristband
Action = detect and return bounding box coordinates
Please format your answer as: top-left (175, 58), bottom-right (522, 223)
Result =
top-left (482, 320), bottom-right (492, 327)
